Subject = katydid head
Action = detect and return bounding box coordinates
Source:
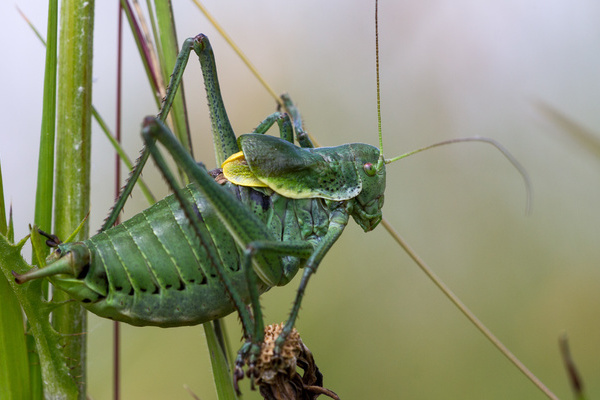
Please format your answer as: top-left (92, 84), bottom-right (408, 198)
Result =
top-left (347, 143), bottom-right (386, 232)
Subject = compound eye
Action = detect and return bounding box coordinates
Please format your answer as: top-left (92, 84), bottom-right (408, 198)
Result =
top-left (363, 162), bottom-right (376, 177)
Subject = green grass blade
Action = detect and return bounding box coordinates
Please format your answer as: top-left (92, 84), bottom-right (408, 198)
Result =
top-left (212, 319), bottom-right (235, 375)
top-left (0, 160), bottom-right (31, 400)
top-left (92, 107), bottom-right (156, 205)
top-left (203, 323), bottom-right (238, 400)
top-left (152, 0), bottom-right (192, 156)
top-left (0, 275), bottom-right (30, 400)
top-left (537, 101), bottom-right (600, 159)
top-left (31, 0), bottom-right (58, 268)
top-left (0, 164), bottom-right (5, 237)
top-left (120, 0), bottom-right (161, 102)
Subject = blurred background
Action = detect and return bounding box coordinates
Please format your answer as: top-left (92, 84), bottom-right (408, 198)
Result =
top-left (2, 0), bottom-right (600, 398)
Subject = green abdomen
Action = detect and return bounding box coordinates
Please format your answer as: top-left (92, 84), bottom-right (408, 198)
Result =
top-left (60, 182), bottom-right (330, 327)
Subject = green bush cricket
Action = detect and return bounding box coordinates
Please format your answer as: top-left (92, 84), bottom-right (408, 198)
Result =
top-left (14, 29), bottom-right (391, 388)
top-left (4, 1), bottom-right (564, 398)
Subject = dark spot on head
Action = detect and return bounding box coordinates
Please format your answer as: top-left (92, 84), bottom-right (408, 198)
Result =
top-left (165, 284), bottom-right (172, 289)
top-left (82, 298), bottom-right (91, 303)
top-left (115, 285), bottom-right (123, 292)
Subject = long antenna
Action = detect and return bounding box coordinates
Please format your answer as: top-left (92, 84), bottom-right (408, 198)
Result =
top-left (384, 136), bottom-right (532, 214)
top-left (373, 3), bottom-right (552, 398)
top-left (375, 0), bottom-right (385, 171)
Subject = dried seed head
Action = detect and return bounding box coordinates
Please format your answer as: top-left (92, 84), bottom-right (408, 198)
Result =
top-left (256, 323), bottom-right (301, 383)
top-left (255, 323), bottom-right (340, 400)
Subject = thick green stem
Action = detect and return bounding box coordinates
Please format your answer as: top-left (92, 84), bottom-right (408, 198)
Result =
top-left (53, 0), bottom-right (95, 398)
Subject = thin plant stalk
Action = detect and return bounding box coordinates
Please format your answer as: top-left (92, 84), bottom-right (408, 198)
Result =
top-left (113, 3), bottom-right (124, 399)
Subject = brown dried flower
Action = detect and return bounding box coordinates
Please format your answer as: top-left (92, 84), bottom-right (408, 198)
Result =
top-left (255, 323), bottom-right (340, 400)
